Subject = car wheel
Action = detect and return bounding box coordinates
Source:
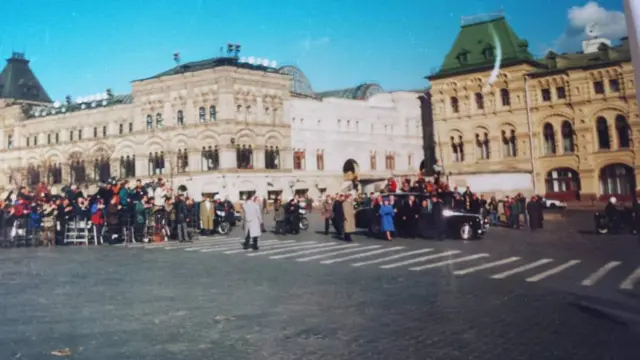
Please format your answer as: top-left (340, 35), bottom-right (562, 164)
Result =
top-left (459, 223), bottom-right (473, 240)
top-left (218, 222), bottom-right (231, 235)
top-left (549, 203), bottom-right (557, 209)
top-left (299, 218), bottom-right (309, 231)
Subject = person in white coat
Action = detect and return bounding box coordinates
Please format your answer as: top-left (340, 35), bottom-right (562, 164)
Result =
top-left (242, 196), bottom-right (263, 250)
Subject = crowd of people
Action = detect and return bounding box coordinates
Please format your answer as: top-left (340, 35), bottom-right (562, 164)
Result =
top-left (316, 174), bottom-right (547, 242)
top-left (0, 177), bottom-right (238, 247)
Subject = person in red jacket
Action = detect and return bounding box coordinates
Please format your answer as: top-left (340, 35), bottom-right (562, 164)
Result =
top-left (91, 197), bottom-right (105, 245)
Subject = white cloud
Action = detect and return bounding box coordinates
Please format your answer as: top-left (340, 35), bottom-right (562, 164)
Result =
top-left (300, 36), bottom-right (331, 51)
top-left (554, 1), bottom-right (627, 52)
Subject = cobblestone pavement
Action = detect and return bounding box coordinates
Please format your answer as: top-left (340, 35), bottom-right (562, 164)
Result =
top-left (1, 212), bottom-right (639, 359)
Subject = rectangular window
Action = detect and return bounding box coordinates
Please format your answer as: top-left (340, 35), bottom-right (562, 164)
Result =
top-left (78, 130), bottom-right (83, 140)
top-left (541, 88), bottom-right (551, 102)
top-left (26, 137), bottom-right (30, 147)
top-left (70, 131), bottom-right (74, 142)
top-left (128, 122), bottom-right (133, 133)
top-left (293, 151), bottom-right (305, 170)
top-left (103, 126), bottom-right (107, 137)
top-left (609, 79), bottom-right (620, 93)
top-left (47, 134), bottom-right (51, 144)
top-left (370, 154), bottom-right (376, 171)
top-left (119, 124), bottom-right (124, 135)
top-left (556, 86), bottom-right (566, 99)
top-left (408, 154), bottom-right (413, 167)
top-left (7, 135), bottom-right (13, 149)
top-left (55, 133), bottom-right (59, 143)
top-left (93, 127), bottom-right (98, 138)
top-left (33, 136), bottom-right (38, 146)
top-left (593, 81), bottom-right (605, 94)
top-left (239, 190), bottom-right (256, 201)
top-left (316, 152), bottom-right (324, 170)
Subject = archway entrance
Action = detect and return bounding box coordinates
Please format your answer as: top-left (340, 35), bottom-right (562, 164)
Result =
top-left (599, 163), bottom-right (636, 201)
top-left (342, 159), bottom-right (359, 181)
top-left (545, 167), bottom-right (581, 201)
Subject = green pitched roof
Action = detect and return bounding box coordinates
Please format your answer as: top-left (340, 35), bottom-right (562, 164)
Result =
top-left (428, 16), bottom-right (540, 80)
top-left (529, 39), bottom-right (631, 77)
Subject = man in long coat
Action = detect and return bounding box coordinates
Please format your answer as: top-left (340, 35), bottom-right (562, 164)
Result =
top-left (242, 196), bottom-right (262, 250)
top-left (200, 195), bottom-right (215, 235)
top-left (342, 194), bottom-right (356, 242)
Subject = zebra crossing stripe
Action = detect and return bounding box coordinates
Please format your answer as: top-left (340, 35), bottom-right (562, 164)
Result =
top-left (321, 246), bottom-right (405, 264)
top-left (453, 257), bottom-right (521, 276)
top-left (223, 240), bottom-right (298, 254)
top-left (491, 259), bottom-right (553, 279)
top-left (247, 243), bottom-right (336, 257)
top-left (581, 261), bottom-right (622, 286)
top-left (352, 248), bottom-right (434, 267)
top-left (525, 260), bottom-right (581, 282)
top-left (172, 239), bottom-right (242, 250)
top-left (270, 244), bottom-right (360, 260)
top-left (409, 253), bottom-right (489, 271)
top-left (200, 240), bottom-right (280, 252)
top-left (620, 266), bottom-right (640, 290)
top-left (297, 245), bottom-right (382, 262)
top-left (380, 250), bottom-right (461, 269)
top-left (146, 237), bottom-right (237, 249)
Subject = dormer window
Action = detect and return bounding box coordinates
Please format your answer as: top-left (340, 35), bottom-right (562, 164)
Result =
top-left (456, 49), bottom-right (469, 64)
top-left (482, 45), bottom-right (495, 60)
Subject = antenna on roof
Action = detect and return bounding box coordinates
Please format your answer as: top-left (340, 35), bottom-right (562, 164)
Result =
top-left (173, 52), bottom-right (181, 64)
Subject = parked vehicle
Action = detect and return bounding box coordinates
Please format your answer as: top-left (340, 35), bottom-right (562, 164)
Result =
top-left (354, 193), bottom-right (486, 240)
top-left (542, 198), bottom-right (567, 209)
top-left (215, 210), bottom-right (231, 235)
top-left (298, 208), bottom-right (309, 230)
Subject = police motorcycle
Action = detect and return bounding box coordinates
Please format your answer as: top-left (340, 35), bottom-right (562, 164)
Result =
top-left (298, 200), bottom-right (309, 231)
top-left (594, 197), bottom-right (636, 235)
top-left (211, 195), bottom-right (231, 235)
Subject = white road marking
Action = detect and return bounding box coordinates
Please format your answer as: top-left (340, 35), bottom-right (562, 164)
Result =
top-left (297, 245), bottom-right (381, 262)
top-left (351, 248), bottom-right (434, 267)
top-left (490, 259), bottom-right (554, 279)
top-left (620, 266), bottom-right (640, 290)
top-left (380, 250), bottom-right (461, 269)
top-left (200, 240), bottom-right (279, 252)
top-left (580, 261), bottom-right (622, 286)
top-left (179, 239), bottom-right (244, 250)
top-left (453, 257), bottom-right (521, 276)
top-left (409, 253), bottom-right (489, 271)
top-left (321, 246), bottom-right (405, 264)
top-left (270, 244), bottom-right (360, 260)
top-left (147, 237), bottom-right (239, 249)
top-left (525, 260), bottom-right (581, 282)
top-left (223, 240), bottom-right (297, 254)
top-left (247, 243), bottom-right (336, 257)
top-left (143, 237), bottom-right (233, 247)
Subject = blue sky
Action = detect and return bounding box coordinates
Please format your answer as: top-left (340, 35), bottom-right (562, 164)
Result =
top-left (0, 0), bottom-right (625, 100)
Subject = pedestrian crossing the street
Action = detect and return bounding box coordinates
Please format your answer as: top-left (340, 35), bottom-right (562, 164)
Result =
top-left (125, 236), bottom-right (640, 292)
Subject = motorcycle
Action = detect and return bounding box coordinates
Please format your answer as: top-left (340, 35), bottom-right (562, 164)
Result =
top-left (594, 207), bottom-right (636, 235)
top-left (215, 210), bottom-right (231, 235)
top-left (298, 208), bottom-right (309, 231)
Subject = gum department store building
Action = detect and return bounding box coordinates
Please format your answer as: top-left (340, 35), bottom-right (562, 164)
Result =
top-left (0, 50), bottom-right (424, 202)
top-left (428, 14), bottom-right (639, 202)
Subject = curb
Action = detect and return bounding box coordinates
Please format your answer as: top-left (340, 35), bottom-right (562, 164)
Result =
top-left (569, 293), bottom-right (640, 326)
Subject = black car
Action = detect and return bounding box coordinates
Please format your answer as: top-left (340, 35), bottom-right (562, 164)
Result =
top-left (354, 193), bottom-right (487, 240)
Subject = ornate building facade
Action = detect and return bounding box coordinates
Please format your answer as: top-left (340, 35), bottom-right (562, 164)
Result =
top-left (0, 53), bottom-right (422, 202)
top-left (428, 14), bottom-right (638, 201)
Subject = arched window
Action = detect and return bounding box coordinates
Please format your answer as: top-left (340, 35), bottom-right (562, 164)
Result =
top-left (120, 155), bottom-right (135, 178)
top-left (265, 146), bottom-right (280, 169)
top-left (596, 117), bottom-right (611, 150)
top-left (500, 89), bottom-right (511, 106)
top-left (543, 123), bottom-right (556, 155)
top-left (177, 149), bottom-right (188, 173)
top-left (177, 110), bottom-right (184, 125)
top-left (209, 106), bottom-right (217, 121)
top-left (146, 114), bottom-right (153, 129)
top-left (236, 145), bottom-right (253, 169)
top-left (450, 96), bottom-right (459, 113)
top-left (47, 163), bottom-right (62, 184)
top-left (198, 107), bottom-right (206, 123)
top-left (148, 152), bottom-right (165, 175)
top-left (474, 92), bottom-right (484, 110)
top-left (615, 115), bottom-right (631, 148)
top-left (71, 159), bottom-right (86, 184)
top-left (156, 113), bottom-right (163, 128)
top-left (293, 149), bottom-right (305, 170)
top-left (450, 136), bottom-right (460, 162)
top-left (27, 165), bottom-right (40, 186)
top-left (600, 164), bottom-right (634, 197)
top-left (561, 121), bottom-right (574, 153)
top-left (502, 130), bottom-right (517, 157)
top-left (545, 168), bottom-right (581, 198)
top-left (94, 156), bottom-right (111, 183)
top-left (476, 132), bottom-right (490, 159)
top-left (201, 146), bottom-right (220, 171)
